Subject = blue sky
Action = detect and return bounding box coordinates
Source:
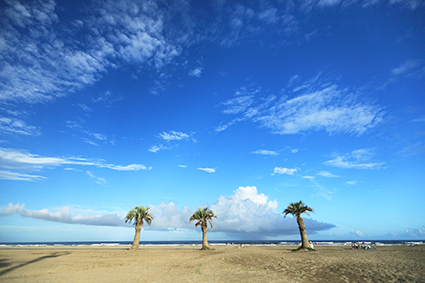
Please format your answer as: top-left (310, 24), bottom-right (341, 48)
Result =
top-left (0, 0), bottom-right (424, 243)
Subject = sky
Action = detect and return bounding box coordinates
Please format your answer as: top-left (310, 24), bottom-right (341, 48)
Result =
top-left (0, 0), bottom-right (424, 243)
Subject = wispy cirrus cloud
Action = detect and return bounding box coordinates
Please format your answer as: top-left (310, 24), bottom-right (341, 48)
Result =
top-left (150, 131), bottom-right (195, 153)
top-left (391, 59), bottom-right (421, 75)
top-left (217, 76), bottom-right (384, 136)
top-left (324, 148), bottom-right (384, 169)
top-left (0, 0), bottom-right (181, 104)
top-left (317, 171), bottom-right (339, 178)
top-left (198, 167), bottom-right (216, 173)
top-left (251, 149), bottom-right (279, 156)
top-left (66, 120), bottom-right (108, 145)
top-left (0, 171), bottom-right (46, 181)
top-left (0, 117), bottom-right (41, 136)
top-left (0, 147), bottom-right (150, 181)
top-left (86, 171), bottom-right (107, 186)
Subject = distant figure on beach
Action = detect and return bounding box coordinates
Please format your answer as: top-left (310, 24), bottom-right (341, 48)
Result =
top-left (310, 241), bottom-right (314, 249)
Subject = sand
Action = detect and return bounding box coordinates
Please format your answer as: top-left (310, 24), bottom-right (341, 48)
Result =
top-left (0, 245), bottom-right (424, 282)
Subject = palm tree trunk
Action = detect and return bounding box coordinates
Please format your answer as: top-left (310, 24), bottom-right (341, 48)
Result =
top-left (297, 216), bottom-right (310, 248)
top-left (131, 224), bottom-right (142, 250)
top-left (201, 226), bottom-right (209, 249)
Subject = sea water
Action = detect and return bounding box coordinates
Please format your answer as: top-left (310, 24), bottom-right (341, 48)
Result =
top-left (0, 240), bottom-right (423, 247)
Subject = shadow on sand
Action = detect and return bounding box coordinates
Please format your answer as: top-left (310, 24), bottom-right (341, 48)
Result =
top-left (0, 252), bottom-right (71, 276)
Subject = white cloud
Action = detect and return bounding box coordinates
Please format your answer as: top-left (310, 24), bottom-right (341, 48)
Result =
top-left (66, 120), bottom-right (108, 144)
top-left (258, 8), bottom-right (279, 24)
top-left (318, 0), bottom-right (342, 6)
top-left (0, 171), bottom-right (46, 181)
top-left (178, 165), bottom-right (187, 168)
top-left (350, 228), bottom-right (364, 237)
top-left (198, 168), bottom-right (216, 173)
top-left (0, 0), bottom-right (181, 104)
top-left (0, 117), bottom-right (41, 136)
top-left (272, 167), bottom-right (298, 175)
top-left (222, 95), bottom-right (255, 115)
top-left (251, 149), bottom-right (279, 156)
top-left (391, 59), bottom-right (419, 75)
top-left (1, 187), bottom-right (336, 238)
top-left (390, 225), bottom-right (425, 238)
top-left (324, 149), bottom-right (384, 169)
top-left (0, 203), bottom-right (126, 227)
top-left (346, 181), bottom-right (357, 185)
top-left (86, 171), bottom-right (107, 185)
top-left (317, 171), bottom-right (339, 178)
top-left (188, 67), bottom-right (203, 77)
top-left (303, 175), bottom-right (315, 179)
top-left (149, 145), bottom-right (164, 153)
top-left (219, 77), bottom-right (384, 136)
top-left (0, 148), bottom-right (150, 181)
top-left (158, 131), bottom-right (190, 141)
top-left (150, 202), bottom-right (194, 230)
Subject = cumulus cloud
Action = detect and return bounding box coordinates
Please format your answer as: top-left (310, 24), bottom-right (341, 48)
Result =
top-left (272, 167), bottom-right (298, 175)
top-left (324, 148), bottom-right (384, 169)
top-left (0, 148), bottom-right (150, 181)
top-left (218, 77), bottom-right (384, 136)
top-left (251, 149), bottom-right (279, 156)
top-left (210, 186), bottom-right (334, 238)
top-left (1, 187), bottom-right (336, 238)
top-left (198, 168), bottom-right (216, 173)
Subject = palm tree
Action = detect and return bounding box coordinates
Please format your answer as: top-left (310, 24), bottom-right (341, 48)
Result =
top-left (283, 201), bottom-right (314, 249)
top-left (125, 206), bottom-right (154, 250)
top-left (189, 207), bottom-right (217, 250)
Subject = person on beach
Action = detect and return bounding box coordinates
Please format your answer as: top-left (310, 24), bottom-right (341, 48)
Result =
top-left (310, 241), bottom-right (314, 249)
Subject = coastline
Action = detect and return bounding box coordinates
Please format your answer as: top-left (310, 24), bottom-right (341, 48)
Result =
top-left (1, 245), bottom-right (424, 282)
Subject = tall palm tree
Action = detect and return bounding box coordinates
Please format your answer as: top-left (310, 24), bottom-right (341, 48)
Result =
top-left (189, 207), bottom-right (217, 250)
top-left (125, 206), bottom-right (154, 250)
top-left (283, 201), bottom-right (314, 249)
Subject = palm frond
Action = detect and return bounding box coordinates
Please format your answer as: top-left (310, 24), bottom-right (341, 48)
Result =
top-left (189, 207), bottom-right (217, 230)
top-left (283, 201), bottom-right (314, 218)
top-left (125, 206), bottom-right (154, 226)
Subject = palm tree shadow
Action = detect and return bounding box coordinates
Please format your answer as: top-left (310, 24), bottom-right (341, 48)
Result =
top-left (0, 252), bottom-right (71, 277)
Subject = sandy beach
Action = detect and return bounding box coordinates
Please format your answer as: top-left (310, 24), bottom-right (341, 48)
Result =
top-left (0, 245), bottom-right (424, 282)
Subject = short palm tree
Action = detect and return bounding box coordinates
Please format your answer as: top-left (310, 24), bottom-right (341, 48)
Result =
top-left (283, 201), bottom-right (314, 249)
top-left (189, 207), bottom-right (217, 250)
top-left (125, 206), bottom-right (153, 250)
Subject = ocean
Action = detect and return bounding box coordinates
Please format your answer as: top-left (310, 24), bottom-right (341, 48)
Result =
top-left (0, 240), bottom-right (423, 247)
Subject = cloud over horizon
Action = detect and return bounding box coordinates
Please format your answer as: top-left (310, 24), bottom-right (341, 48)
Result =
top-left (1, 186), bottom-right (336, 238)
